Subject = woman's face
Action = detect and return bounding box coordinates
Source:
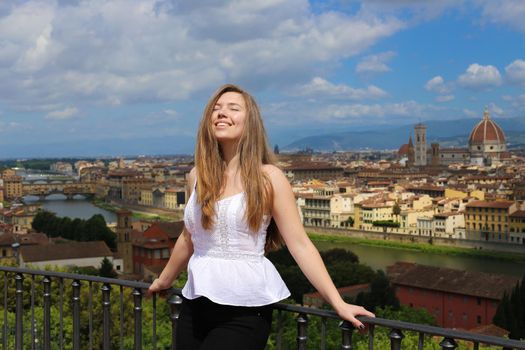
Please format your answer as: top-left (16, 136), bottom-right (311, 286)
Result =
top-left (212, 91), bottom-right (247, 144)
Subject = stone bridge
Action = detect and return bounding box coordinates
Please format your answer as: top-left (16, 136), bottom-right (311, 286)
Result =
top-left (22, 182), bottom-right (96, 200)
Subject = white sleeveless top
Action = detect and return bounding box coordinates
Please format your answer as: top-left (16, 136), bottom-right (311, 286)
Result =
top-left (181, 187), bottom-right (290, 306)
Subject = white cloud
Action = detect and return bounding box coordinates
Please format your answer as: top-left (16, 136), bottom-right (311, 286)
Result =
top-left (488, 102), bottom-right (504, 115)
top-left (463, 108), bottom-right (478, 118)
top-left (46, 107), bottom-right (79, 120)
top-left (359, 0), bottom-right (461, 22)
top-left (457, 63), bottom-right (502, 90)
top-left (505, 59), bottom-right (525, 85)
top-left (0, 0), bottom-right (406, 113)
top-left (294, 77), bottom-right (387, 100)
top-left (356, 51), bottom-right (396, 75)
top-left (321, 100), bottom-right (429, 121)
top-left (477, 0), bottom-right (525, 33)
top-left (435, 95), bottom-right (454, 102)
top-left (164, 109), bottom-right (178, 117)
top-left (424, 76), bottom-right (452, 94)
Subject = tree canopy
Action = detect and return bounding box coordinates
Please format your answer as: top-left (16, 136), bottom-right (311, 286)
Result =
top-left (493, 275), bottom-right (525, 340)
top-left (32, 210), bottom-right (116, 250)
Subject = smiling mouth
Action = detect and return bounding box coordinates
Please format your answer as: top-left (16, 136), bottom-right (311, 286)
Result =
top-left (215, 122), bottom-right (231, 127)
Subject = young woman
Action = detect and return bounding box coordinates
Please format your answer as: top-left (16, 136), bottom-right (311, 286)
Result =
top-left (148, 84), bottom-right (374, 349)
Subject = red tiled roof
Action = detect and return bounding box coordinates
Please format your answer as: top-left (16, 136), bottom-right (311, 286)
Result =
top-left (398, 144), bottom-right (409, 156)
top-left (468, 111), bottom-right (506, 145)
top-left (143, 221), bottom-right (184, 240)
top-left (388, 262), bottom-right (518, 300)
top-left (469, 324), bottom-right (509, 337)
top-left (466, 200), bottom-right (514, 209)
top-left (21, 241), bottom-right (112, 262)
top-left (510, 210), bottom-right (525, 218)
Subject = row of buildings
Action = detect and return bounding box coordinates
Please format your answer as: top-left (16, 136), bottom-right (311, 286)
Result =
top-left (296, 180), bottom-right (525, 245)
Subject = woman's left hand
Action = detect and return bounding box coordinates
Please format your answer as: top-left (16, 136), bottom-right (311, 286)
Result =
top-left (335, 303), bottom-right (375, 329)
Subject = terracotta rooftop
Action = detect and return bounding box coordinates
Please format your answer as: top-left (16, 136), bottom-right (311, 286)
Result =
top-left (469, 324), bottom-right (509, 338)
top-left (284, 162), bottom-right (343, 171)
top-left (466, 200), bottom-right (514, 209)
top-left (468, 110), bottom-right (506, 145)
top-left (21, 241), bottom-right (112, 263)
top-left (510, 210), bottom-right (525, 218)
top-left (0, 233), bottom-right (48, 246)
top-left (388, 262), bottom-right (518, 300)
top-left (144, 221), bottom-right (184, 240)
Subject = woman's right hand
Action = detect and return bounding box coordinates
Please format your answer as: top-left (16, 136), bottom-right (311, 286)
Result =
top-left (146, 278), bottom-right (172, 297)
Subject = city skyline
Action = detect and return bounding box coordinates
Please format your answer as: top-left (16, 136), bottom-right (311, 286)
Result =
top-left (0, 0), bottom-right (524, 157)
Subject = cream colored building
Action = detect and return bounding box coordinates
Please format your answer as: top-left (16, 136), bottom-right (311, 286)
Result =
top-left (330, 194), bottom-right (355, 228)
top-left (164, 188), bottom-right (186, 209)
top-left (140, 189), bottom-right (153, 206)
top-left (399, 208), bottom-right (435, 235)
top-left (3, 176), bottom-right (23, 199)
top-left (359, 201), bottom-right (394, 231)
top-left (433, 212), bottom-right (465, 239)
top-left (301, 194), bottom-right (331, 227)
top-left (509, 209), bottom-right (525, 245)
top-left (412, 195), bottom-right (432, 210)
top-left (417, 216), bottom-right (433, 236)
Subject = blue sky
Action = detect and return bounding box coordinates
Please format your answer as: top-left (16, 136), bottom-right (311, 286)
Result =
top-left (0, 0), bottom-right (524, 157)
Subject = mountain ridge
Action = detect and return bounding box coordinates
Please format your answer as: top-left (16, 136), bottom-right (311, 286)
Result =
top-left (283, 117), bottom-right (525, 151)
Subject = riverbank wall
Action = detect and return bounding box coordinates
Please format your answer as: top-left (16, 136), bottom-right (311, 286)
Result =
top-left (307, 226), bottom-right (525, 255)
top-left (93, 199), bottom-right (183, 221)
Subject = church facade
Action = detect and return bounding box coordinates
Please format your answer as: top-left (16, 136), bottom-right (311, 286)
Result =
top-left (399, 108), bottom-right (509, 167)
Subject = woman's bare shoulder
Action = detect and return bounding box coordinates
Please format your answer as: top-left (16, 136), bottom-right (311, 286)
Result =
top-left (262, 164), bottom-right (284, 178)
top-left (186, 167), bottom-right (197, 194)
top-left (262, 164), bottom-right (290, 189)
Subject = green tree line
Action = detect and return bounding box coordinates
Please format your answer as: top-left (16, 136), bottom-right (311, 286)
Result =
top-left (493, 274), bottom-right (525, 341)
top-left (32, 210), bottom-right (116, 250)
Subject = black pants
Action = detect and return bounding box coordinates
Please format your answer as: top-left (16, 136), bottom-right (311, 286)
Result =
top-left (176, 297), bottom-right (273, 350)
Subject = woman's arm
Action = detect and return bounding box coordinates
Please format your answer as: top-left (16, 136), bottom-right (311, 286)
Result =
top-left (147, 168), bottom-right (196, 294)
top-left (266, 165), bottom-right (374, 328)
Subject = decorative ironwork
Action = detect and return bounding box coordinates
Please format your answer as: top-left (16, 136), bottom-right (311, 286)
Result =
top-left (1, 266), bottom-right (524, 350)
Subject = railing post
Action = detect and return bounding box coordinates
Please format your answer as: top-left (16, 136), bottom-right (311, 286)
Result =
top-left (168, 294), bottom-right (183, 350)
top-left (340, 320), bottom-right (354, 350)
top-left (133, 288), bottom-right (143, 350)
top-left (439, 337), bottom-right (458, 350)
top-left (43, 276), bottom-right (51, 350)
top-left (388, 329), bottom-right (404, 350)
top-left (72, 280), bottom-right (81, 350)
top-left (296, 313), bottom-right (308, 350)
top-left (3, 273), bottom-right (8, 350)
top-left (102, 284), bottom-right (111, 350)
top-left (15, 273), bottom-right (23, 350)
top-left (276, 309), bottom-right (284, 350)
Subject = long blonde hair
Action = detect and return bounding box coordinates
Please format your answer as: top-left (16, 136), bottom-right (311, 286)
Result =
top-left (195, 84), bottom-right (282, 251)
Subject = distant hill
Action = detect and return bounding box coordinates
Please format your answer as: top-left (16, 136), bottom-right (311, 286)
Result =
top-left (283, 117), bottom-right (525, 151)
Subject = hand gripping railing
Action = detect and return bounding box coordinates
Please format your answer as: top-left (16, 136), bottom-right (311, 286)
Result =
top-left (1, 266), bottom-right (524, 350)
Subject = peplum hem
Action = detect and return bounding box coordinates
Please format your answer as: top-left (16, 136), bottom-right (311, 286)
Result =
top-left (181, 254), bottom-right (291, 307)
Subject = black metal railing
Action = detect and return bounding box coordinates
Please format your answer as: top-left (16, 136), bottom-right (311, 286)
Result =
top-left (1, 266), bottom-right (524, 350)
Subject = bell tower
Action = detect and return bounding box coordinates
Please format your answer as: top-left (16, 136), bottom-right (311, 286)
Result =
top-left (116, 209), bottom-right (133, 274)
top-left (414, 123), bottom-right (427, 167)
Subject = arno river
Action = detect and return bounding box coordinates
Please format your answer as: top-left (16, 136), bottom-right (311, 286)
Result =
top-left (25, 195), bottom-right (525, 278)
top-left (24, 195), bottom-right (116, 223)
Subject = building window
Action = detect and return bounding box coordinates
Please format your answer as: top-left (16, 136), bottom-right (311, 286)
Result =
top-left (477, 315), bottom-right (482, 324)
top-left (477, 298), bottom-right (481, 306)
